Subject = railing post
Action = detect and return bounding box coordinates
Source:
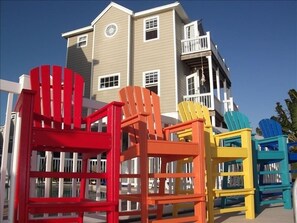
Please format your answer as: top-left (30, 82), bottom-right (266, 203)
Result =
top-left (19, 74), bottom-right (30, 90)
top-left (0, 92), bottom-right (14, 222)
top-left (206, 31), bottom-right (211, 50)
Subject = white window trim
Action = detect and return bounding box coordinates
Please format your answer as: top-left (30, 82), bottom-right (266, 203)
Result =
top-left (143, 16), bottom-right (159, 42)
top-left (143, 69), bottom-right (160, 95)
top-left (98, 73), bottom-right (120, 91)
top-left (77, 34), bottom-right (88, 48)
top-left (105, 23), bottom-right (118, 37)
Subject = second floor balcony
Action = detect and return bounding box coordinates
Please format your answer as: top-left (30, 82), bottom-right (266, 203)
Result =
top-left (181, 31), bottom-right (230, 78)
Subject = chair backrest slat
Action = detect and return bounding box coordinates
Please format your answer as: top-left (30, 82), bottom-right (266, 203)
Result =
top-left (63, 68), bottom-right (73, 129)
top-left (52, 66), bottom-right (62, 129)
top-left (30, 67), bottom-right (42, 127)
top-left (41, 66), bottom-right (51, 128)
top-left (73, 73), bottom-right (83, 129)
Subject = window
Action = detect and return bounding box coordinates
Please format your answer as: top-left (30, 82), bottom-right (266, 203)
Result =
top-left (143, 70), bottom-right (159, 94)
top-left (77, 35), bottom-right (87, 48)
top-left (144, 16), bottom-right (159, 41)
top-left (105, 23), bottom-right (118, 37)
top-left (98, 73), bottom-right (120, 90)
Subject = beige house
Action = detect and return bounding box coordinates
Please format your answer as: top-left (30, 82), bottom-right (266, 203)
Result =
top-left (62, 2), bottom-right (236, 127)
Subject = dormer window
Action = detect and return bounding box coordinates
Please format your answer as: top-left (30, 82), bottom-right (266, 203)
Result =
top-left (144, 16), bottom-right (159, 41)
top-left (77, 35), bottom-right (87, 48)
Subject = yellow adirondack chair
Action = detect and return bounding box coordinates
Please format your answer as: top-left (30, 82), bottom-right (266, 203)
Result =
top-left (174, 101), bottom-right (255, 222)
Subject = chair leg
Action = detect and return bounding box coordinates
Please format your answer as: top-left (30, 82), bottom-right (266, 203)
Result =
top-left (140, 157), bottom-right (149, 223)
top-left (206, 161), bottom-right (217, 223)
top-left (280, 159), bottom-right (292, 210)
top-left (242, 157), bottom-right (255, 219)
top-left (172, 160), bottom-right (182, 217)
top-left (156, 159), bottom-right (167, 219)
top-left (193, 154), bottom-right (206, 223)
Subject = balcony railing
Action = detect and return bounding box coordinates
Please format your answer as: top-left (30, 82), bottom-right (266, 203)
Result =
top-left (181, 32), bottom-right (230, 77)
top-left (183, 92), bottom-right (213, 109)
top-left (181, 35), bottom-right (209, 54)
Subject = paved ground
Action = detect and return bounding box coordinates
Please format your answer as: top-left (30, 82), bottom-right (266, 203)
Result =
top-left (84, 204), bottom-right (294, 223)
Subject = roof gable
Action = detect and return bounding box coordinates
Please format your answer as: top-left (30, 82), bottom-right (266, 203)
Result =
top-left (91, 2), bottom-right (133, 26)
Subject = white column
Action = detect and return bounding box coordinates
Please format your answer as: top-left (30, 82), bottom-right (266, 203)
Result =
top-left (223, 80), bottom-right (228, 112)
top-left (207, 55), bottom-right (214, 110)
top-left (211, 115), bottom-right (216, 127)
top-left (216, 67), bottom-right (220, 100)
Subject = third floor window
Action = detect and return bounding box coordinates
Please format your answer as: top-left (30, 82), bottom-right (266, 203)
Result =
top-left (144, 16), bottom-right (159, 41)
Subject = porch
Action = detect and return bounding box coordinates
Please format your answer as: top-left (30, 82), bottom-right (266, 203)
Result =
top-left (181, 31), bottom-right (238, 125)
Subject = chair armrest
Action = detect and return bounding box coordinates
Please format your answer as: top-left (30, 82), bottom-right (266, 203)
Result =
top-left (84, 101), bottom-right (123, 129)
top-left (255, 135), bottom-right (287, 143)
top-left (163, 119), bottom-right (204, 141)
top-left (121, 113), bottom-right (150, 129)
top-left (214, 128), bottom-right (252, 141)
top-left (163, 119), bottom-right (203, 134)
top-left (15, 89), bottom-right (35, 113)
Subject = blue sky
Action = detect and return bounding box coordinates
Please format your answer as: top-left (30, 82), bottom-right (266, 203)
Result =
top-left (1, 0), bottom-right (296, 129)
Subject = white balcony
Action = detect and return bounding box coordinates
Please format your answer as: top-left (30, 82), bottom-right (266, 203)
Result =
top-left (181, 32), bottom-right (230, 77)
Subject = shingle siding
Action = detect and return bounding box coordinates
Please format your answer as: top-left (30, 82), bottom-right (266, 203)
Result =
top-left (67, 31), bottom-right (93, 98)
top-left (133, 10), bottom-right (176, 113)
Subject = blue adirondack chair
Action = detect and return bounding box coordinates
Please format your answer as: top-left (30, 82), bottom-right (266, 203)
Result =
top-left (259, 118), bottom-right (297, 180)
top-left (224, 112), bottom-right (292, 214)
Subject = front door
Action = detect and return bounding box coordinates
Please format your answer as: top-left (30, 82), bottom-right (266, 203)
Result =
top-left (184, 21), bottom-right (199, 40)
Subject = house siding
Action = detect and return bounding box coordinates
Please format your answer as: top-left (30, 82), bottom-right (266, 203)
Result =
top-left (175, 12), bottom-right (190, 104)
top-left (92, 6), bottom-right (130, 102)
top-left (133, 10), bottom-right (176, 113)
top-left (66, 31), bottom-right (93, 98)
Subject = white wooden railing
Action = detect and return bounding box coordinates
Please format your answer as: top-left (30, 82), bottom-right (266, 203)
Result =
top-left (181, 34), bottom-right (209, 54)
top-left (183, 92), bottom-right (213, 109)
top-left (0, 75), bottom-right (30, 222)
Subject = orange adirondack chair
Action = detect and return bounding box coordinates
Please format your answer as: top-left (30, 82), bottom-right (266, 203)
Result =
top-left (119, 86), bottom-right (206, 223)
top-left (14, 65), bottom-right (123, 222)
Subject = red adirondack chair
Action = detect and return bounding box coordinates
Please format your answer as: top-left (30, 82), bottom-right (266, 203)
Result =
top-left (119, 86), bottom-right (206, 223)
top-left (14, 65), bottom-right (123, 222)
